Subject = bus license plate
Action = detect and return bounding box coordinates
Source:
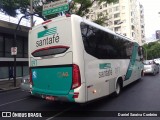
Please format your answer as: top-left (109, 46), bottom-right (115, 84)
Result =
top-left (46, 96), bottom-right (55, 101)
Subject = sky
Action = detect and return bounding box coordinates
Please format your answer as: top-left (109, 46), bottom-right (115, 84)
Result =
top-left (139, 0), bottom-right (160, 39)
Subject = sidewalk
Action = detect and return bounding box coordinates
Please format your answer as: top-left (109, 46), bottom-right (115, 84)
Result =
top-left (0, 78), bottom-right (22, 92)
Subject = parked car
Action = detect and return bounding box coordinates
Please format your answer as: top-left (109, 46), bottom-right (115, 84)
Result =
top-left (143, 60), bottom-right (159, 75)
top-left (20, 75), bottom-right (31, 92)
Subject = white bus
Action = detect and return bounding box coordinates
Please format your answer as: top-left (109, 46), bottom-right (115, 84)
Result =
top-left (29, 14), bottom-right (144, 103)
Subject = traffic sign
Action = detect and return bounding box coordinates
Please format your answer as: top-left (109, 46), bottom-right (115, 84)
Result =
top-left (42, 0), bottom-right (69, 16)
top-left (11, 47), bottom-right (17, 55)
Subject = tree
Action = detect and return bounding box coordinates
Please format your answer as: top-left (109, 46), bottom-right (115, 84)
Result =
top-left (143, 41), bottom-right (160, 60)
top-left (0, 0), bottom-right (118, 22)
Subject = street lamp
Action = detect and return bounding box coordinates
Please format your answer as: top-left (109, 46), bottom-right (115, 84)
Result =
top-left (30, 0), bottom-right (34, 27)
top-left (13, 13), bottom-right (36, 87)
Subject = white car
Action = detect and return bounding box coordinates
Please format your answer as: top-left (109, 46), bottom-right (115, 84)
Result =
top-left (143, 60), bottom-right (159, 75)
top-left (154, 58), bottom-right (160, 64)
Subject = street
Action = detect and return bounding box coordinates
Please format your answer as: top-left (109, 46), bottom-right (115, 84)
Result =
top-left (0, 73), bottom-right (160, 120)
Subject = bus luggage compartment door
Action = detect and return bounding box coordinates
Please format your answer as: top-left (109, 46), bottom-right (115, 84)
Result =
top-left (31, 65), bottom-right (72, 95)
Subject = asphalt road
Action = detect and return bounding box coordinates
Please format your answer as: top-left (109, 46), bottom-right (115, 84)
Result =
top-left (0, 73), bottom-right (160, 120)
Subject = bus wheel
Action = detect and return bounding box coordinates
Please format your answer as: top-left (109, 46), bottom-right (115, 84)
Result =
top-left (114, 81), bottom-right (121, 96)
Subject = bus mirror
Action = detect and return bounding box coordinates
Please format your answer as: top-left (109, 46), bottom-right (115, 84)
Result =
top-left (138, 46), bottom-right (142, 56)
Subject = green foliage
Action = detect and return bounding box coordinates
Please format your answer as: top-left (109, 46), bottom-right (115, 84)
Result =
top-left (0, 0), bottom-right (21, 17)
top-left (93, 16), bottom-right (107, 25)
top-left (143, 41), bottom-right (160, 60)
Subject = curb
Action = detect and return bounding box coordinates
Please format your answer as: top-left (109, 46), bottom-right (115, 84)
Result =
top-left (0, 87), bottom-right (20, 93)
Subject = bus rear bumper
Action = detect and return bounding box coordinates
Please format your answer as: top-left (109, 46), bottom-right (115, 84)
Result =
top-left (31, 89), bottom-right (75, 102)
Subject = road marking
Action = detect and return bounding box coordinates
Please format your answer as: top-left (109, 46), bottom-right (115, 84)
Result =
top-left (0, 98), bottom-right (28, 107)
top-left (45, 107), bottom-right (73, 120)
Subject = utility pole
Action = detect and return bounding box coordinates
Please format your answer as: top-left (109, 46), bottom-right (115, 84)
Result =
top-left (30, 0), bottom-right (34, 27)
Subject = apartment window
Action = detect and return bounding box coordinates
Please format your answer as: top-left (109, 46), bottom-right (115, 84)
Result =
top-left (114, 6), bottom-right (119, 12)
top-left (115, 27), bottom-right (121, 32)
top-left (141, 30), bottom-right (144, 34)
top-left (132, 32), bottom-right (135, 37)
top-left (122, 6), bottom-right (125, 10)
top-left (123, 33), bottom-right (127, 36)
top-left (131, 25), bottom-right (135, 30)
top-left (114, 20), bottom-right (120, 25)
top-left (86, 15), bottom-right (89, 19)
top-left (114, 13), bottom-right (120, 18)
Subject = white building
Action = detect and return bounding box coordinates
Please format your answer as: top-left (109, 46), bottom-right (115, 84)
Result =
top-left (85, 0), bottom-right (145, 45)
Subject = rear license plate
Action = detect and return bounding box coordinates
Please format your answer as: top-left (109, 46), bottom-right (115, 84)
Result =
top-left (46, 96), bottom-right (55, 101)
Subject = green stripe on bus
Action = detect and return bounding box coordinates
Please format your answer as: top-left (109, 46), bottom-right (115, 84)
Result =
top-left (125, 42), bottom-right (138, 80)
top-left (37, 27), bottom-right (57, 38)
top-left (99, 63), bottom-right (111, 69)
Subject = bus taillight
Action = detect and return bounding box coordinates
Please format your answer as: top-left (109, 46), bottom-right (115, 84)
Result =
top-left (72, 64), bottom-right (81, 89)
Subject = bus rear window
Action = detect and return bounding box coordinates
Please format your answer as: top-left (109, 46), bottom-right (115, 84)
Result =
top-left (32, 46), bottom-right (69, 57)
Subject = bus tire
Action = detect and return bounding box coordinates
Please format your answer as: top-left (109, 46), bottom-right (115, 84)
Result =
top-left (114, 80), bottom-right (122, 97)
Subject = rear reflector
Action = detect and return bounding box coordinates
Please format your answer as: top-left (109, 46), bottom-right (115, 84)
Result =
top-left (72, 64), bottom-right (81, 89)
top-left (73, 92), bottom-right (79, 98)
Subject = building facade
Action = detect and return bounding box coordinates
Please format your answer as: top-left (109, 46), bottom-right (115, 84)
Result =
top-left (0, 20), bottom-right (29, 79)
top-left (85, 0), bottom-right (145, 45)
